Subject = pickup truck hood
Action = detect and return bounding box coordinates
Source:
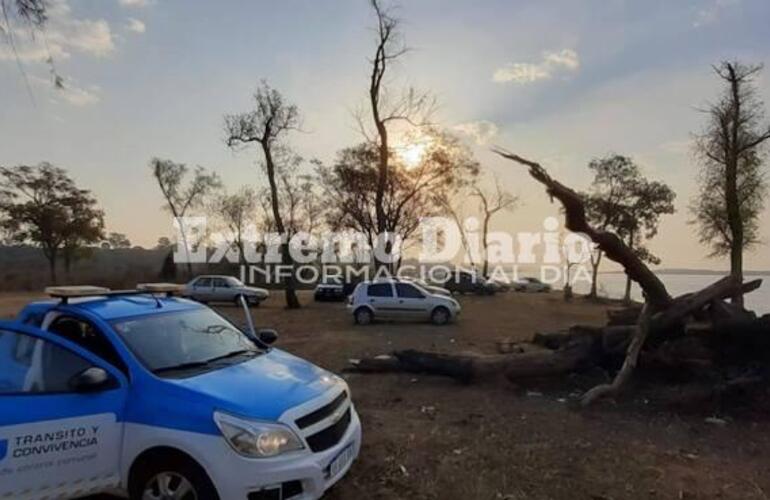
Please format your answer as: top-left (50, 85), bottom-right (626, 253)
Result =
top-left (169, 348), bottom-right (337, 421)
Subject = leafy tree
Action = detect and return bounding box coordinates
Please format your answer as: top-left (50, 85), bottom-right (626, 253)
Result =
top-left (0, 163), bottom-right (104, 283)
top-left (692, 61), bottom-right (770, 306)
top-left (156, 236), bottom-right (172, 249)
top-left (583, 155), bottom-right (641, 298)
top-left (224, 81), bottom-right (303, 309)
top-left (582, 155), bottom-right (675, 302)
top-left (617, 178), bottom-right (676, 302)
top-left (105, 232), bottom-right (132, 249)
top-left (150, 158), bottom-right (221, 278)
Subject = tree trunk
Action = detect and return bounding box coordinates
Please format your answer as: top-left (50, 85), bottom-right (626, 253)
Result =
top-left (350, 334), bottom-right (600, 383)
top-left (175, 216), bottom-right (194, 279)
top-left (589, 251), bottom-right (603, 298)
top-left (726, 63), bottom-right (745, 308)
top-left (730, 235), bottom-right (744, 307)
top-left (64, 251), bottom-right (72, 284)
top-left (482, 214), bottom-right (491, 277)
top-left (262, 142), bottom-right (300, 309)
top-left (47, 252), bottom-right (57, 285)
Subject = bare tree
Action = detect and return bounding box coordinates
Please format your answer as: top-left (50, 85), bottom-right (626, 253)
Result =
top-left (1, 0), bottom-right (65, 96)
top-left (213, 187), bottom-right (257, 265)
top-left (224, 81), bottom-right (302, 309)
top-left (320, 129), bottom-right (478, 268)
top-left (471, 176), bottom-right (518, 277)
top-left (436, 189), bottom-right (477, 270)
top-left (363, 0), bottom-right (434, 268)
top-left (692, 61), bottom-right (770, 307)
top-left (150, 158), bottom-right (221, 278)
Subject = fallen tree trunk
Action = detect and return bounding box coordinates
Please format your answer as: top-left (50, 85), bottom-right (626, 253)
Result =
top-left (349, 332), bottom-right (601, 383)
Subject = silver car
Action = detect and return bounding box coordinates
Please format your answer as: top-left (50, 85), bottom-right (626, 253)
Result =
top-left (348, 279), bottom-right (461, 325)
top-left (183, 275), bottom-right (269, 305)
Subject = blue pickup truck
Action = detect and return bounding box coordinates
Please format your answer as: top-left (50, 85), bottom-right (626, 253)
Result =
top-left (0, 285), bottom-right (361, 500)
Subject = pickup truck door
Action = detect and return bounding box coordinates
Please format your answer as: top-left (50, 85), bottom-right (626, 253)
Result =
top-left (0, 322), bottom-right (128, 500)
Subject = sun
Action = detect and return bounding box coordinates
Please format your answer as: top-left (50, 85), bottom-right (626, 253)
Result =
top-left (397, 139), bottom-right (431, 169)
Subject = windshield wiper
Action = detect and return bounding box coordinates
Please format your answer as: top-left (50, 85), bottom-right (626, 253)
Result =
top-left (152, 350), bottom-right (259, 375)
top-left (153, 360), bottom-right (212, 374)
top-left (204, 349), bottom-right (260, 364)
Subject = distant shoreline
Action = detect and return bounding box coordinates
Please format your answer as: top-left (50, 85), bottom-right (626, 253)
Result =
top-left (600, 269), bottom-right (770, 276)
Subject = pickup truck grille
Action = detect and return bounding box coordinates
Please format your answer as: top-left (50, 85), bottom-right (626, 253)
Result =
top-left (305, 408), bottom-right (352, 452)
top-left (295, 391), bottom-right (348, 430)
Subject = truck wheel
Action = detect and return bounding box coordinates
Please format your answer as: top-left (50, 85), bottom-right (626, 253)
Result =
top-left (431, 306), bottom-right (450, 326)
top-left (129, 453), bottom-right (218, 500)
top-left (354, 307), bottom-right (373, 325)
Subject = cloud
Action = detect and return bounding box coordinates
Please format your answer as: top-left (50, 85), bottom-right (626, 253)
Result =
top-left (0, 0), bottom-right (114, 62)
top-left (119, 0), bottom-right (151, 7)
top-left (493, 49), bottom-right (580, 84)
top-left (453, 120), bottom-right (500, 145)
top-left (126, 18), bottom-right (146, 33)
top-left (29, 75), bottom-right (101, 106)
top-left (694, 0), bottom-right (740, 27)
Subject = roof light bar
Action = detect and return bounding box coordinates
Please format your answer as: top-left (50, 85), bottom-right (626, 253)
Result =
top-left (136, 283), bottom-right (185, 294)
top-left (45, 283), bottom-right (184, 304)
top-left (45, 286), bottom-right (112, 298)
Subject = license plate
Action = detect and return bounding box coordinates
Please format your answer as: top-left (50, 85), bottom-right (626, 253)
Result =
top-left (326, 444), bottom-right (354, 479)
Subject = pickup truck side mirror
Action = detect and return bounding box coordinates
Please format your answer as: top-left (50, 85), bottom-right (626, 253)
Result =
top-left (69, 367), bottom-right (116, 393)
top-left (257, 328), bottom-right (278, 345)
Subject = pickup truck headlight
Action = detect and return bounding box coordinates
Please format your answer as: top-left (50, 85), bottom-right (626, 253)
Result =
top-left (214, 411), bottom-right (304, 458)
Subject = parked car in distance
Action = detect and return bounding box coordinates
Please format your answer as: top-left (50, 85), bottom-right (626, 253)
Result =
top-left (348, 279), bottom-right (461, 325)
top-left (183, 275), bottom-right (269, 305)
top-left (486, 278), bottom-right (511, 292)
top-left (1, 285), bottom-right (360, 500)
top-left (400, 277), bottom-right (452, 296)
top-left (513, 277), bottom-right (552, 293)
top-left (440, 270), bottom-right (498, 295)
top-left (314, 277), bottom-right (347, 301)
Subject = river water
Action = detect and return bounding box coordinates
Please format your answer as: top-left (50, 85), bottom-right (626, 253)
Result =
top-left (570, 272), bottom-right (769, 315)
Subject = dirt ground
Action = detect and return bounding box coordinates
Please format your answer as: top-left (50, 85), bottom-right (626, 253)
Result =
top-left (4, 290), bottom-right (770, 500)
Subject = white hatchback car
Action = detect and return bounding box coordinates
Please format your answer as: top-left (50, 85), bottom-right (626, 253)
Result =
top-left (348, 280), bottom-right (461, 325)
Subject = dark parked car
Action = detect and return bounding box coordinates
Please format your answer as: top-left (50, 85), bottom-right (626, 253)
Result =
top-left (314, 277), bottom-right (347, 301)
top-left (440, 271), bottom-right (498, 295)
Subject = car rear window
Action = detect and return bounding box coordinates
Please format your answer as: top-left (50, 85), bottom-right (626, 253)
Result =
top-left (367, 283), bottom-right (393, 297)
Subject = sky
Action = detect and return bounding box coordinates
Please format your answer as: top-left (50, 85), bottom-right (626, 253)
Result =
top-left (1, 0), bottom-right (769, 270)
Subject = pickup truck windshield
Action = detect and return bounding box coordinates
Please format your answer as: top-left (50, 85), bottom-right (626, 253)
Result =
top-left (112, 308), bottom-right (259, 376)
